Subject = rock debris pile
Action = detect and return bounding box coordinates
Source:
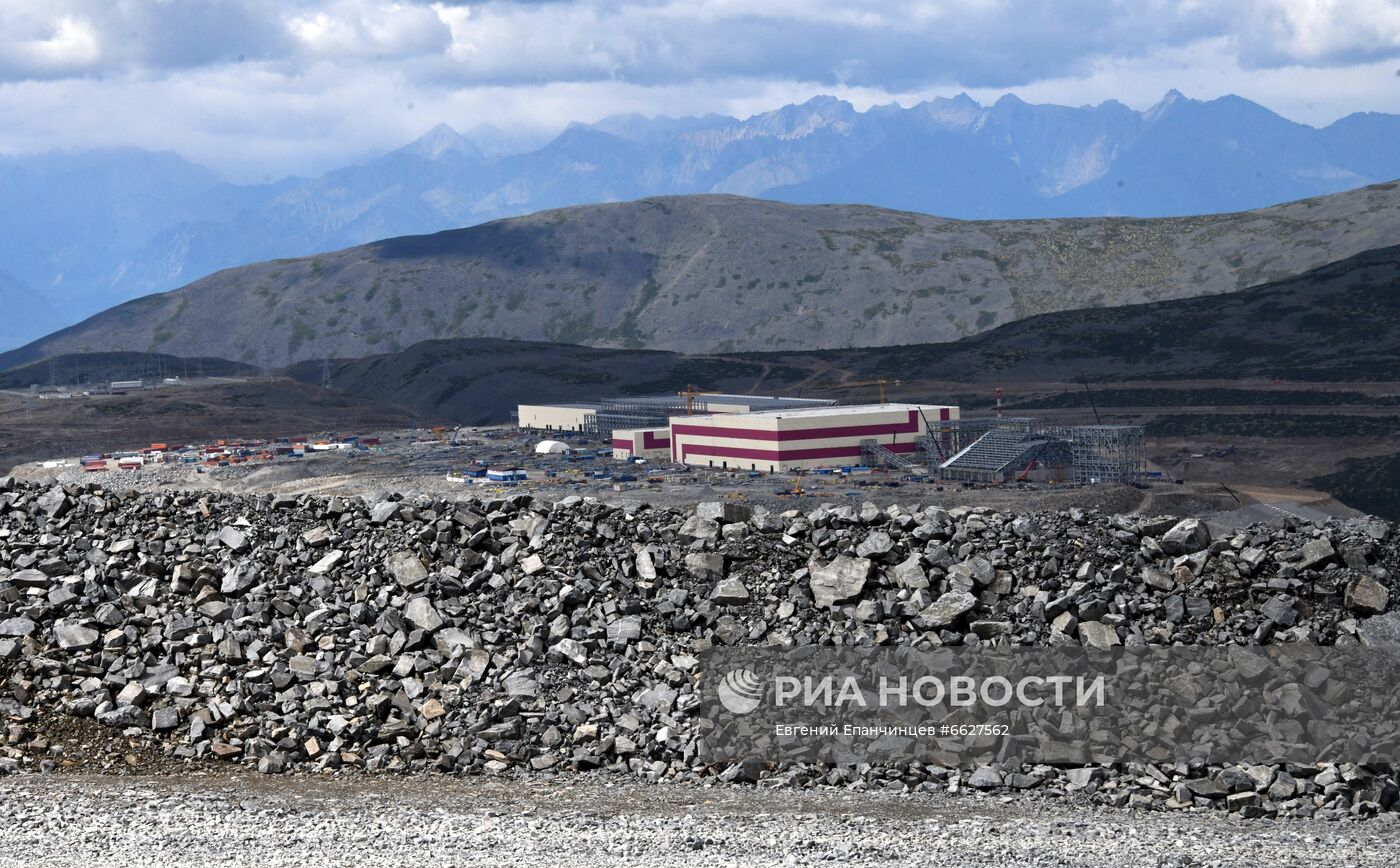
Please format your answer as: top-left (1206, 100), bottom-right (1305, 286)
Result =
top-left (1, 478), bottom-right (1397, 819)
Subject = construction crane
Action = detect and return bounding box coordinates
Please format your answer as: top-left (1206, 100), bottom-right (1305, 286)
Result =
top-left (677, 384), bottom-right (719, 415)
top-left (808, 378), bottom-right (902, 403)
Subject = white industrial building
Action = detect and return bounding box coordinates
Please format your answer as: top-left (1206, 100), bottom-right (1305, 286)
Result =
top-left (516, 393), bottom-right (835, 439)
top-left (668, 403), bottom-right (959, 472)
top-left (611, 427), bottom-right (671, 461)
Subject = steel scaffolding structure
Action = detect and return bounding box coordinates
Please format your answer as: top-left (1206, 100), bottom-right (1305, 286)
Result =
top-left (933, 418), bottom-right (1144, 485)
top-left (860, 438), bottom-right (921, 471)
top-left (919, 416), bottom-right (1037, 464)
top-left (1046, 424), bottom-right (1146, 484)
top-left (937, 430), bottom-right (1053, 483)
top-left (581, 396), bottom-right (708, 440)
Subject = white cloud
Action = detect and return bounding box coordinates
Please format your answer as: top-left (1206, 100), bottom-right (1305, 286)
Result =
top-left (290, 1), bottom-right (452, 59)
top-left (0, 0), bottom-right (1396, 178)
top-left (1236, 0), bottom-right (1400, 67)
top-left (0, 11), bottom-right (103, 78)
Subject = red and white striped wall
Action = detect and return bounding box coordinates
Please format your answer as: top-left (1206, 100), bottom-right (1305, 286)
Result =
top-left (610, 427), bottom-right (672, 461)
top-left (669, 404), bottom-right (958, 472)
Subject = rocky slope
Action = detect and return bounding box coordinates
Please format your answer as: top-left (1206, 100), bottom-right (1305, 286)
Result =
top-left (774, 242), bottom-right (1400, 385)
top-left (270, 244), bottom-right (1400, 427)
top-left (8, 182), bottom-right (1400, 368)
top-left (1, 480), bottom-right (1397, 819)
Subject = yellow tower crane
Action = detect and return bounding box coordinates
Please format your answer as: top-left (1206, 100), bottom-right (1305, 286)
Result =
top-left (677, 384), bottom-right (725, 415)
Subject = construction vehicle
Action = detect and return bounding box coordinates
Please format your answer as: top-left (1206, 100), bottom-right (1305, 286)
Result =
top-left (1016, 443), bottom-right (1049, 482)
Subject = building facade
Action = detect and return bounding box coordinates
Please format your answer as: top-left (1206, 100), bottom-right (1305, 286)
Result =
top-left (669, 403), bottom-right (958, 472)
top-left (610, 427), bottom-right (672, 461)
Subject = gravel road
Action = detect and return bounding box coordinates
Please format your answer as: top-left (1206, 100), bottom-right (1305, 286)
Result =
top-left (2, 774), bottom-right (1396, 867)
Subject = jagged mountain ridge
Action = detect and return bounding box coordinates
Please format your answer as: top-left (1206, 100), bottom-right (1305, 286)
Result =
top-left (4, 90), bottom-right (1400, 346)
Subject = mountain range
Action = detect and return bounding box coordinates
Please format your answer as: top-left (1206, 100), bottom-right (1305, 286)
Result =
top-left (6, 182), bottom-right (1399, 370)
top-left (3, 90), bottom-right (1400, 349)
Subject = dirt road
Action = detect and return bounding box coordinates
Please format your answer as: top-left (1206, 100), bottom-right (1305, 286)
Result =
top-left (1, 774), bottom-right (1395, 867)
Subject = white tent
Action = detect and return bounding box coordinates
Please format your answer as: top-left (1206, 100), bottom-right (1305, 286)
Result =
top-left (534, 440), bottom-right (571, 455)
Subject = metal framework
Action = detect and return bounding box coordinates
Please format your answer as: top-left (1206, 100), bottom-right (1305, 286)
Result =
top-left (581, 396), bottom-right (708, 440)
top-left (933, 417), bottom-right (1144, 485)
top-left (919, 416), bottom-right (1036, 464)
top-left (860, 438), bottom-right (921, 471)
top-left (1045, 424), bottom-right (1145, 485)
top-left (938, 431), bottom-right (1053, 483)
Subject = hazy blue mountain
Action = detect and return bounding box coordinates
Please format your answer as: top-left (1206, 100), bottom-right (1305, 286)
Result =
top-left (4, 90), bottom-right (1400, 348)
top-left (0, 148), bottom-right (222, 313)
top-left (0, 269), bottom-right (60, 349)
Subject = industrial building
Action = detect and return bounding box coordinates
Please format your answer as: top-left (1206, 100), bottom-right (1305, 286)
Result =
top-left (517, 393), bottom-right (836, 439)
top-left (611, 427), bottom-right (671, 461)
top-left (517, 391), bottom-right (1146, 485)
top-left (669, 403), bottom-right (958, 472)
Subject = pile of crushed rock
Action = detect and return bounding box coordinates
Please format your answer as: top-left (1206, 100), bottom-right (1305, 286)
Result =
top-left (1, 477), bottom-right (1397, 819)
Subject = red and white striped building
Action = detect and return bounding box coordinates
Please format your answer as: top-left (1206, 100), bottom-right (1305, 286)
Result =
top-left (610, 427), bottom-right (672, 461)
top-left (668, 403), bottom-right (958, 472)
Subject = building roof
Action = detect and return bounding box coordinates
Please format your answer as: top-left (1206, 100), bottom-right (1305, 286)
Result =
top-left (939, 430), bottom-right (1051, 473)
top-left (691, 402), bottom-right (950, 421)
top-left (701, 394), bottom-right (837, 410)
top-left (520, 402), bottom-right (599, 410)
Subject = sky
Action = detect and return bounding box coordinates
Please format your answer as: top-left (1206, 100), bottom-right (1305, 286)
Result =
top-left (1, 0), bottom-right (1398, 182)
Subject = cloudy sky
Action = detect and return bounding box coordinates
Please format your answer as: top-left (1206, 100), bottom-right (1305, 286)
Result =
top-left (1, 0), bottom-right (1398, 181)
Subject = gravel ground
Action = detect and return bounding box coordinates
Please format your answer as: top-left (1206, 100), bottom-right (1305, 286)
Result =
top-left (2, 774), bottom-right (1396, 867)
top-left (12, 428), bottom-right (1163, 517)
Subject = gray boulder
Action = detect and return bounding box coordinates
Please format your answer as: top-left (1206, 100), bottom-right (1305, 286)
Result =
top-left (685, 552), bottom-right (726, 582)
top-left (404, 597), bottom-right (444, 633)
top-left (696, 502), bottom-right (752, 523)
top-left (0, 617), bottom-right (36, 638)
top-left (1345, 573), bottom-right (1390, 616)
top-left (1297, 537), bottom-right (1337, 571)
top-left (53, 622), bottom-right (99, 650)
top-left (809, 555), bottom-right (871, 608)
top-left (386, 551), bottom-right (429, 588)
top-left (710, 579), bottom-right (750, 605)
top-left (919, 590), bottom-right (978, 628)
top-left (1161, 519), bottom-right (1210, 556)
top-left (1078, 621), bottom-right (1121, 648)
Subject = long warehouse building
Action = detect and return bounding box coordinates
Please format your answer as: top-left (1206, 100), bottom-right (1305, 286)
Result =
top-left (669, 403), bottom-right (958, 472)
